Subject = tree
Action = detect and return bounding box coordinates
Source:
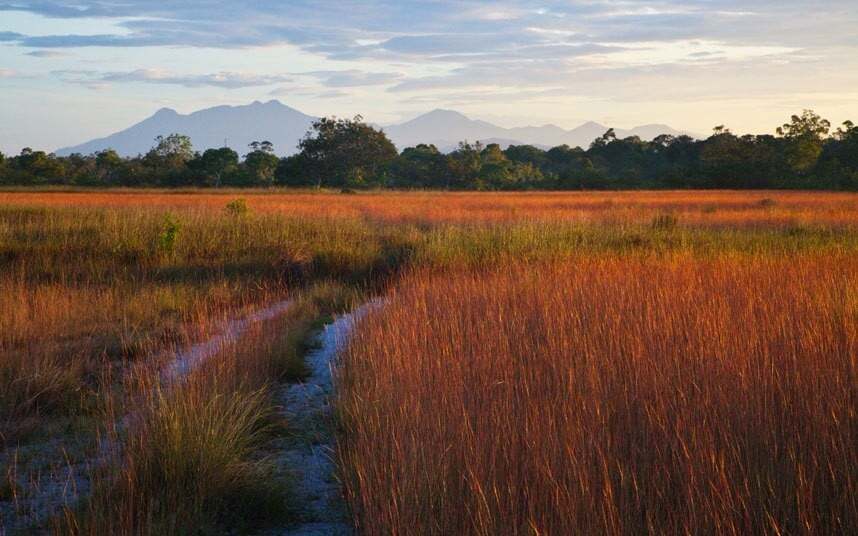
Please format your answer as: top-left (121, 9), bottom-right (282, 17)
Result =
top-left (504, 145), bottom-right (547, 168)
top-left (94, 149), bottom-right (123, 185)
top-left (590, 128), bottom-right (617, 149)
top-left (192, 147), bottom-right (239, 187)
top-left (275, 154), bottom-right (309, 187)
top-left (543, 145), bottom-right (595, 189)
top-left (297, 116), bottom-right (398, 188)
top-left (699, 128), bottom-right (745, 187)
top-left (145, 134), bottom-right (194, 184)
top-left (818, 121), bottom-right (858, 189)
top-left (150, 134), bottom-right (194, 162)
top-left (13, 147), bottom-right (65, 184)
top-left (248, 140), bottom-right (274, 154)
top-left (776, 109), bottom-right (831, 175)
top-left (244, 143), bottom-right (279, 186)
top-left (1, 110), bottom-right (856, 190)
top-left (776, 109), bottom-right (831, 139)
top-left (390, 144), bottom-right (447, 188)
top-left (446, 141), bottom-right (483, 189)
top-left (835, 120), bottom-right (856, 141)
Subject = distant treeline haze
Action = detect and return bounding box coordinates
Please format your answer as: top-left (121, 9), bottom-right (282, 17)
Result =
top-left (2, 110), bottom-right (857, 189)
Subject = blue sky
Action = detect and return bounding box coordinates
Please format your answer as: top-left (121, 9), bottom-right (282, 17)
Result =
top-left (1, 1), bottom-right (857, 153)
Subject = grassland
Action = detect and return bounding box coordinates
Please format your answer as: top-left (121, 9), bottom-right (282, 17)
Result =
top-left (1, 189), bottom-right (856, 534)
top-left (338, 257), bottom-right (857, 534)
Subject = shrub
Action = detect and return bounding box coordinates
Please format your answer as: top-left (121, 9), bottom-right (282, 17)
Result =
top-left (225, 198), bottom-right (250, 216)
top-left (156, 213), bottom-right (181, 255)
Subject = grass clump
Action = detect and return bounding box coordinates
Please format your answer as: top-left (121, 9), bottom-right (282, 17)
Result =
top-left (70, 382), bottom-right (293, 535)
top-left (224, 198), bottom-right (250, 216)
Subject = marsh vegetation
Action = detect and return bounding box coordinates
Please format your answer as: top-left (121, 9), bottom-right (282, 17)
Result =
top-left (0, 190), bottom-right (856, 534)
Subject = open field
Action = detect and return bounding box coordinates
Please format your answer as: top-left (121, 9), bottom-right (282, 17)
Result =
top-left (4, 189), bottom-right (858, 226)
top-left (1, 189), bottom-right (856, 534)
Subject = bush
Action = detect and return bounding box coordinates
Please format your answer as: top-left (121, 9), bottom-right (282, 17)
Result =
top-left (156, 213), bottom-right (182, 255)
top-left (225, 198), bottom-right (250, 216)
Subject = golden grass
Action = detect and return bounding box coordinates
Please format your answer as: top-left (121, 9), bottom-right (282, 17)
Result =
top-left (62, 283), bottom-right (353, 534)
top-left (338, 255), bottom-right (858, 535)
top-left (2, 189), bottom-right (858, 533)
top-left (4, 189), bottom-right (858, 226)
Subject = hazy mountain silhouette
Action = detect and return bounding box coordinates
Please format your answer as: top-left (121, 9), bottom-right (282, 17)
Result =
top-left (56, 100), bottom-right (692, 156)
top-left (56, 100), bottom-right (317, 157)
top-left (385, 111), bottom-right (693, 152)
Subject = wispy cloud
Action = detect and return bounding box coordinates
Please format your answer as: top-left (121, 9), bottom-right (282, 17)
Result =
top-left (302, 70), bottom-right (402, 88)
top-left (56, 68), bottom-right (293, 88)
top-left (25, 49), bottom-right (70, 57)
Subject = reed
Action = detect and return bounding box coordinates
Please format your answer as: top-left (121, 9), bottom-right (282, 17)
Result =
top-left (338, 255), bottom-right (858, 535)
top-left (2, 190), bottom-right (857, 533)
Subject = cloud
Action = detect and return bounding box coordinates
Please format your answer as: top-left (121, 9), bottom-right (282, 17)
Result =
top-left (2, 0), bottom-right (857, 140)
top-left (2, 1), bottom-right (854, 53)
top-left (25, 49), bottom-right (71, 57)
top-left (0, 30), bottom-right (24, 41)
top-left (56, 69), bottom-right (292, 88)
top-left (302, 70), bottom-right (402, 88)
top-left (268, 86), bottom-right (348, 100)
top-left (0, 68), bottom-right (18, 78)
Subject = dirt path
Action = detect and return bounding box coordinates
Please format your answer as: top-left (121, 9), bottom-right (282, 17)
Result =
top-left (270, 303), bottom-right (374, 536)
top-left (164, 299), bottom-right (294, 382)
top-left (0, 299), bottom-right (295, 533)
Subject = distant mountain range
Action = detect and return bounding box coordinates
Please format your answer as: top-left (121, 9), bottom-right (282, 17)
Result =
top-left (382, 109), bottom-right (692, 152)
top-left (56, 100), bottom-right (316, 157)
top-left (56, 100), bottom-right (693, 157)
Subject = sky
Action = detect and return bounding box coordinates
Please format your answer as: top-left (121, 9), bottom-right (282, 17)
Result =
top-left (1, 0), bottom-right (857, 154)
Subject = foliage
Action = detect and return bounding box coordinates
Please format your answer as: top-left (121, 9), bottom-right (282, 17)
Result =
top-left (287, 115), bottom-right (398, 188)
top-left (224, 197), bottom-right (250, 216)
top-left (156, 213), bottom-right (182, 255)
top-left (2, 109), bottom-right (858, 190)
top-left (191, 147), bottom-right (239, 187)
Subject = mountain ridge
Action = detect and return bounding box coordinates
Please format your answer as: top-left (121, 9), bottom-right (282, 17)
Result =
top-left (56, 100), bottom-right (695, 157)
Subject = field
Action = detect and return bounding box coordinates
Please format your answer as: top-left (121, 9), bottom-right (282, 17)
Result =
top-left (0, 190), bottom-right (856, 534)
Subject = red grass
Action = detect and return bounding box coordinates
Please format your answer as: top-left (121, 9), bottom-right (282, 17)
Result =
top-left (337, 255), bottom-right (858, 534)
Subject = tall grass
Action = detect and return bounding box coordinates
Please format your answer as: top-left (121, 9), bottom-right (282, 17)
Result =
top-left (0, 202), bottom-right (385, 442)
top-left (62, 282), bottom-right (355, 534)
top-left (337, 255), bottom-right (858, 534)
top-left (3, 190), bottom-right (858, 533)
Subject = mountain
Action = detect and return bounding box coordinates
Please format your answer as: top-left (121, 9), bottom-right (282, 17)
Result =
top-left (56, 100), bottom-right (692, 157)
top-left (382, 109), bottom-right (508, 150)
top-left (56, 100), bottom-right (316, 157)
top-left (383, 111), bottom-right (693, 152)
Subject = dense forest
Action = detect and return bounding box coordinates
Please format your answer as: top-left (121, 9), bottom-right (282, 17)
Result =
top-left (1, 110), bottom-right (856, 190)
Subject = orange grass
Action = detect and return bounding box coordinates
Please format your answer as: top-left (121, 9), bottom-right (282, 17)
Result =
top-left (337, 255), bottom-right (858, 535)
top-left (4, 189), bottom-right (858, 227)
top-left (3, 190), bottom-right (858, 532)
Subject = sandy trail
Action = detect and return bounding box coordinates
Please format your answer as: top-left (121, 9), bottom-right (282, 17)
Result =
top-left (0, 298), bottom-right (295, 533)
top-left (270, 302), bottom-right (376, 536)
top-left (164, 299), bottom-right (294, 382)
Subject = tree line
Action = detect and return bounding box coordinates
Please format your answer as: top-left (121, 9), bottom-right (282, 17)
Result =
top-left (1, 110), bottom-right (856, 190)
